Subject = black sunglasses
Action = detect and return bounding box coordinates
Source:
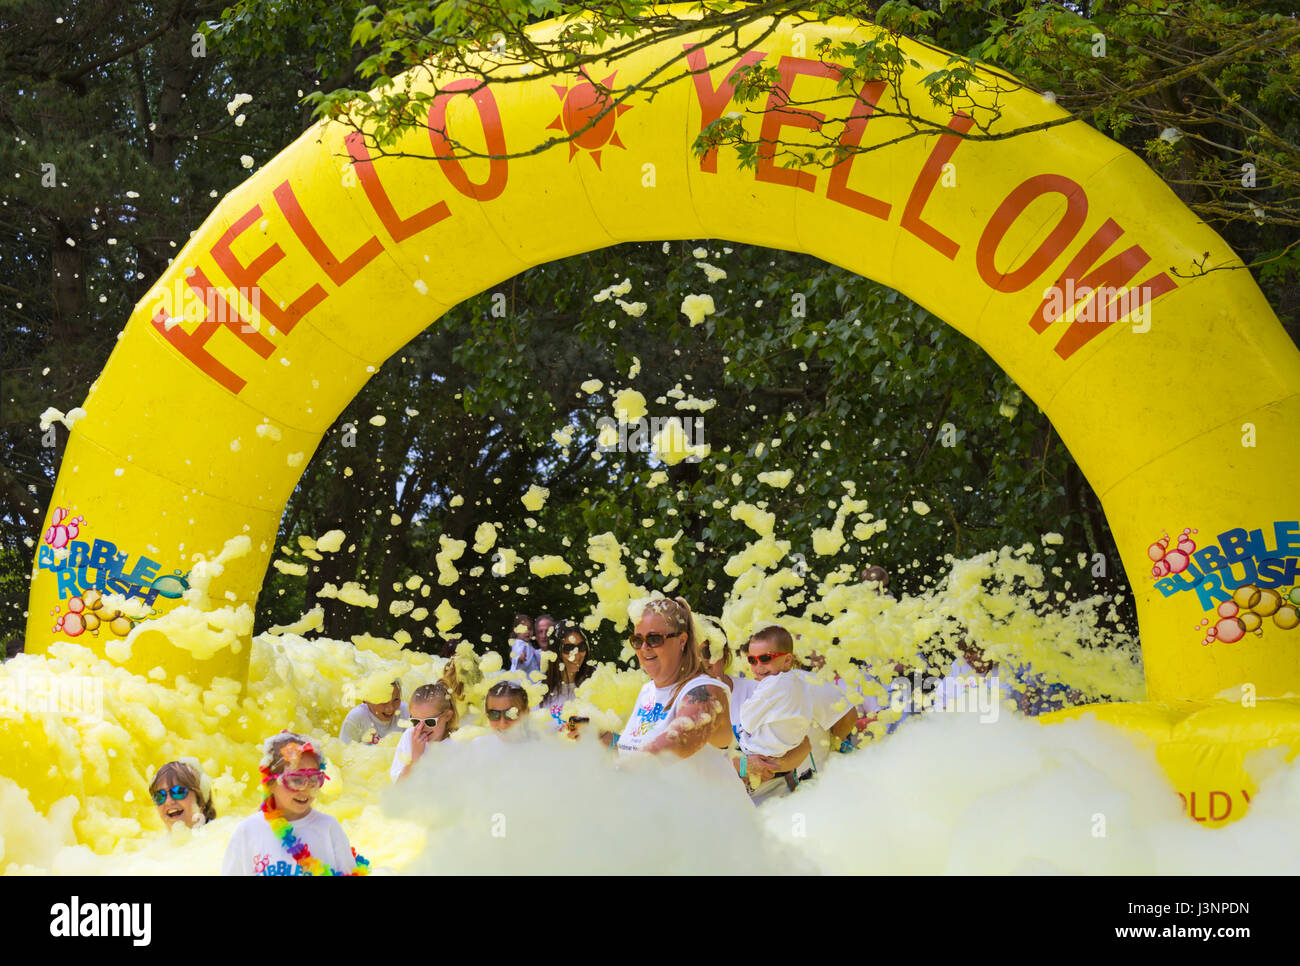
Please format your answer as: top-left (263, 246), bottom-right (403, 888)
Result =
top-left (629, 631), bottom-right (681, 650)
top-left (486, 708), bottom-right (522, 721)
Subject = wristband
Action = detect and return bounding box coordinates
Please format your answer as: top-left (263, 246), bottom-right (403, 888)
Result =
top-left (738, 756), bottom-right (748, 778)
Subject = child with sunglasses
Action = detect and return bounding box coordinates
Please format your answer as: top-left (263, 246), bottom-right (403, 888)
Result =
top-left (221, 731), bottom-right (368, 876)
top-left (734, 625), bottom-right (858, 801)
top-left (149, 758), bottom-right (216, 830)
top-left (391, 682), bottom-right (457, 782)
top-left (483, 680), bottom-right (530, 736)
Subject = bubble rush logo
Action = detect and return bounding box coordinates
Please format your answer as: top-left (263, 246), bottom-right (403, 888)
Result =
top-left (1148, 521), bottom-right (1300, 645)
top-left (37, 506), bottom-right (190, 639)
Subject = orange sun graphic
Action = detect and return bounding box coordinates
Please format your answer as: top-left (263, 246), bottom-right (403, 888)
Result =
top-left (547, 69), bottom-right (632, 169)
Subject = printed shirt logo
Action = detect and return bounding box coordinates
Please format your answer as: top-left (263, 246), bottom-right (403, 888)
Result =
top-left (254, 851), bottom-right (309, 876)
top-left (632, 700), bottom-right (668, 737)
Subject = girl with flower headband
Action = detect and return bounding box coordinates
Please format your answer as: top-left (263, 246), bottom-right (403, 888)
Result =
top-left (221, 731), bottom-right (369, 876)
top-left (149, 758), bottom-right (216, 830)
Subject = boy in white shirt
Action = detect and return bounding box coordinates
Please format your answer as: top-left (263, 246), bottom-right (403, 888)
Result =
top-left (339, 680), bottom-right (408, 744)
top-left (735, 625), bottom-right (857, 801)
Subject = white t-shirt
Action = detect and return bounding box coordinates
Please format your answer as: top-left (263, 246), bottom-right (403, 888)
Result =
top-left (618, 674), bottom-right (737, 787)
top-left (339, 702), bottom-right (408, 744)
top-left (390, 728), bottom-right (416, 782)
top-left (726, 674), bottom-right (758, 736)
top-left (221, 809), bottom-right (357, 876)
top-left (737, 670), bottom-right (851, 758)
top-left (510, 638), bottom-right (541, 674)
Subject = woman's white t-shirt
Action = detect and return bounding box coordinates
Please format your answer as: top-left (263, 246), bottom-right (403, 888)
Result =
top-left (221, 809), bottom-right (356, 876)
top-left (617, 674), bottom-right (738, 790)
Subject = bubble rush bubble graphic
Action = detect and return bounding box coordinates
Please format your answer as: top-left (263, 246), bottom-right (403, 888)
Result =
top-left (42, 505), bottom-right (84, 549)
top-left (1146, 529), bottom-right (1194, 576)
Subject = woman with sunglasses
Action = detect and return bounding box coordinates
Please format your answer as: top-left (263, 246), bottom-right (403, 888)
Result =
top-left (222, 731), bottom-right (368, 876)
top-left (148, 758), bottom-right (216, 830)
top-left (615, 597), bottom-right (739, 793)
top-left (391, 682), bottom-right (458, 782)
top-left (541, 621), bottom-right (594, 730)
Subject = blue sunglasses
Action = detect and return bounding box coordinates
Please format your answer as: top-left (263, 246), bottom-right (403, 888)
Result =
top-left (151, 784), bottom-right (190, 806)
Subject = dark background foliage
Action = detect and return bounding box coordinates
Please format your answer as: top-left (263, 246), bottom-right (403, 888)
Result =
top-left (3, 0), bottom-right (1296, 663)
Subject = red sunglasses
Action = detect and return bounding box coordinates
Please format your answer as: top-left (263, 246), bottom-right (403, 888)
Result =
top-left (747, 652), bottom-right (788, 666)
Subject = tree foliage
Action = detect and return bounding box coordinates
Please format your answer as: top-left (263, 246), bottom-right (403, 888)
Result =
top-left (3, 0), bottom-right (1296, 664)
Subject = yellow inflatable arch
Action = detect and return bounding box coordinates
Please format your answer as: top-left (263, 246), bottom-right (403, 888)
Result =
top-left (25, 9), bottom-right (1300, 825)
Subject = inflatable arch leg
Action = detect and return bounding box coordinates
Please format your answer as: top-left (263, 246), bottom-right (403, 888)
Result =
top-left (24, 9), bottom-right (1300, 825)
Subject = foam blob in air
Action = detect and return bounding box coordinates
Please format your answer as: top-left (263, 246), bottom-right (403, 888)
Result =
top-left (522, 485), bottom-right (550, 512)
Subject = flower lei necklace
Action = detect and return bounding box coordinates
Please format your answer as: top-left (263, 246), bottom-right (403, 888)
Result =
top-left (259, 739), bottom-right (370, 877)
top-left (260, 799), bottom-right (370, 876)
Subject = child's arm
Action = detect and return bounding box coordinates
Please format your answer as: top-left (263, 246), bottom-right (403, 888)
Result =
top-left (830, 708), bottom-right (857, 741)
top-left (707, 690), bottom-right (733, 749)
top-left (771, 735), bottom-right (812, 771)
top-left (745, 735), bottom-right (812, 783)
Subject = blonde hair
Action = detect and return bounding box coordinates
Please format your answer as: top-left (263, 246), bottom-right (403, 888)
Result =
top-left (411, 681), bottom-right (459, 733)
top-left (640, 596), bottom-right (708, 699)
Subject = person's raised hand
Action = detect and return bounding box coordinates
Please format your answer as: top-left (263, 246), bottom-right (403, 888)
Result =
top-left (410, 725), bottom-right (432, 762)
